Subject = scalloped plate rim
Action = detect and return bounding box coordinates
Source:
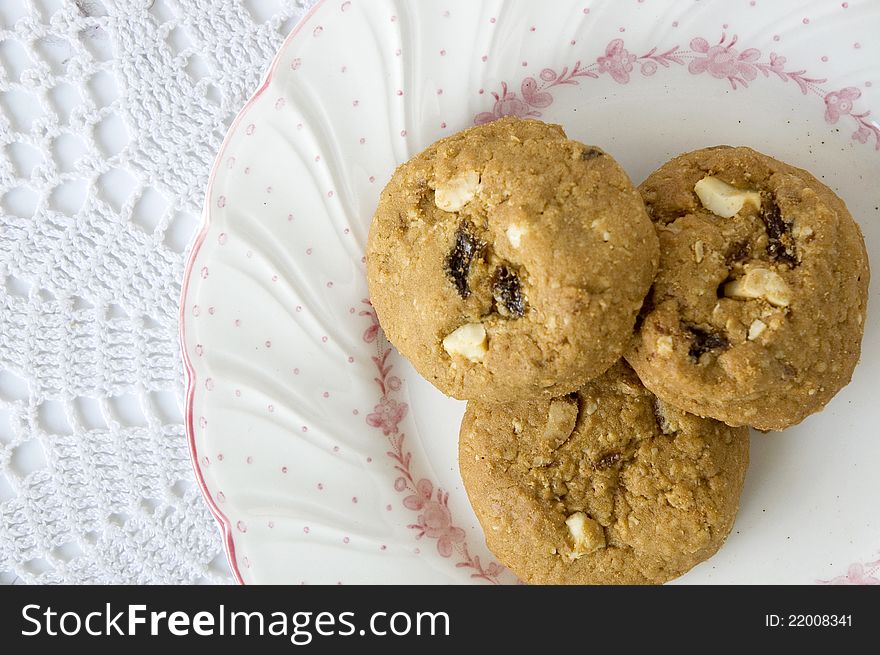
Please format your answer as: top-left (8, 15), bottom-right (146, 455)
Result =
top-left (179, 0), bottom-right (327, 586)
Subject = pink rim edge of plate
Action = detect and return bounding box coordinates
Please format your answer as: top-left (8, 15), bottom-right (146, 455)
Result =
top-left (179, 0), bottom-right (330, 586)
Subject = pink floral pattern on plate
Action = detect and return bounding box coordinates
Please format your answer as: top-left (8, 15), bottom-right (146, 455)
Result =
top-left (817, 558), bottom-right (880, 585)
top-left (359, 301), bottom-right (504, 583)
top-left (475, 32), bottom-right (880, 151)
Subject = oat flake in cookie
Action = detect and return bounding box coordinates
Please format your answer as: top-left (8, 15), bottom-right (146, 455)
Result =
top-left (459, 362), bottom-right (749, 585)
top-left (366, 118), bottom-right (658, 402)
top-left (627, 146), bottom-right (870, 431)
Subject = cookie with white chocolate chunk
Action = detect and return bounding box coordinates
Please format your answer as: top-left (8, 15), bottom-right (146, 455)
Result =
top-left (459, 361), bottom-right (749, 584)
top-left (627, 146), bottom-right (870, 430)
top-left (366, 117), bottom-right (658, 401)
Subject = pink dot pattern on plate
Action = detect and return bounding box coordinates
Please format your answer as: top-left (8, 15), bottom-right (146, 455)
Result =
top-left (236, 521), bottom-right (247, 533)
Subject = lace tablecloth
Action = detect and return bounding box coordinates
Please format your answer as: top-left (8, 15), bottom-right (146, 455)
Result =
top-left (0, 0), bottom-right (314, 584)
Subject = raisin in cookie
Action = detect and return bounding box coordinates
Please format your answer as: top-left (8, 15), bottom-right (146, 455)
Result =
top-left (627, 146), bottom-right (869, 431)
top-left (459, 361), bottom-right (749, 585)
top-left (367, 118), bottom-right (658, 401)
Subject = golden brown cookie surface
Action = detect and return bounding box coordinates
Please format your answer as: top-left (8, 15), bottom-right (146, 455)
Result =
top-left (367, 118), bottom-right (658, 401)
top-left (459, 362), bottom-right (749, 585)
top-left (627, 146), bottom-right (869, 430)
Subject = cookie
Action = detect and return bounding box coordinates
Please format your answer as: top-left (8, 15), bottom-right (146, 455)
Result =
top-left (627, 146), bottom-right (870, 431)
top-left (367, 118), bottom-right (658, 402)
top-left (459, 361), bottom-right (749, 585)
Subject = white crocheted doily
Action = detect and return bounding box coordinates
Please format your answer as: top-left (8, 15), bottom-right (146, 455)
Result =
top-left (0, 0), bottom-right (314, 584)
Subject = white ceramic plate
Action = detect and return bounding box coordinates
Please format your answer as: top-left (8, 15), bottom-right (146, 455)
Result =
top-left (181, 0), bottom-right (880, 585)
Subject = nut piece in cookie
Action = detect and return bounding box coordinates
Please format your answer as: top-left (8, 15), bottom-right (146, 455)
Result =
top-left (459, 362), bottom-right (750, 584)
top-left (367, 117), bottom-right (659, 402)
top-left (442, 323), bottom-right (488, 363)
top-left (435, 170), bottom-right (480, 212)
top-left (723, 267), bottom-right (791, 307)
top-left (694, 176), bottom-right (761, 218)
top-left (565, 513), bottom-right (606, 560)
top-left (628, 146), bottom-right (870, 430)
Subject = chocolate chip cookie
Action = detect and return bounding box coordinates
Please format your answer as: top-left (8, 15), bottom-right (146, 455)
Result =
top-left (459, 361), bottom-right (749, 585)
top-left (367, 118), bottom-right (659, 401)
top-left (627, 146), bottom-right (869, 431)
